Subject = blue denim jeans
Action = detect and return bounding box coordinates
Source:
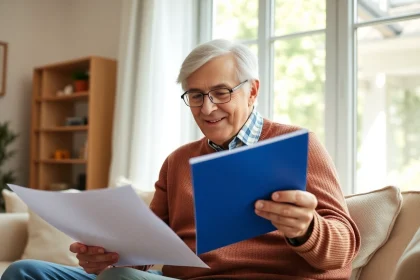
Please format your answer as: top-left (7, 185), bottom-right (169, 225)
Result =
top-left (1, 259), bottom-right (178, 280)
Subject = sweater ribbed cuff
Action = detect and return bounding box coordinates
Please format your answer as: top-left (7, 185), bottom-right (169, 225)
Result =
top-left (286, 211), bottom-right (321, 254)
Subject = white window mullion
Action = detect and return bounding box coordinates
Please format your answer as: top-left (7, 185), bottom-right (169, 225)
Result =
top-left (337, 0), bottom-right (356, 195)
top-left (271, 29), bottom-right (325, 41)
top-left (198, 0), bottom-right (213, 44)
top-left (257, 0), bottom-right (274, 119)
top-left (326, 0), bottom-right (356, 195)
top-left (194, 0), bottom-right (214, 140)
top-left (325, 0), bottom-right (338, 177)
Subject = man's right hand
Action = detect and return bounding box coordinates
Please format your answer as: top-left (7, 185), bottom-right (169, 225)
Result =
top-left (69, 242), bottom-right (119, 275)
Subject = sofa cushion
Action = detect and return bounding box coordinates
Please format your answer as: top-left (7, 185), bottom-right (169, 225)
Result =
top-left (0, 213), bottom-right (28, 262)
top-left (20, 209), bottom-right (79, 266)
top-left (345, 186), bottom-right (402, 280)
top-left (392, 226), bottom-right (420, 280)
top-left (357, 191), bottom-right (420, 280)
top-left (0, 261), bottom-right (13, 277)
top-left (18, 189), bottom-right (81, 266)
top-left (2, 189), bottom-right (28, 213)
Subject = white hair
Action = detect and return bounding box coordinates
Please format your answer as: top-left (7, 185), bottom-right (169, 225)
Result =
top-left (176, 39), bottom-right (259, 91)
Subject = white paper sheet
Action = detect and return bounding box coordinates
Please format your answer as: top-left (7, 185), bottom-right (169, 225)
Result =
top-left (8, 184), bottom-right (208, 268)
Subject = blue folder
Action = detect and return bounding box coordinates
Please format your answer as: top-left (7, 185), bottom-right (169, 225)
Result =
top-left (189, 129), bottom-right (309, 255)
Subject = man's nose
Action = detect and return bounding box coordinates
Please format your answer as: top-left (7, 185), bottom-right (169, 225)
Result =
top-left (201, 95), bottom-right (217, 115)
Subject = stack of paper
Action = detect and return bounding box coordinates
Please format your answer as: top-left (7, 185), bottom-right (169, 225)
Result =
top-left (8, 184), bottom-right (208, 268)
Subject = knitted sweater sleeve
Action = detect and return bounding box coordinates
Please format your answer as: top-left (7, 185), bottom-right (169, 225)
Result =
top-left (287, 132), bottom-right (361, 270)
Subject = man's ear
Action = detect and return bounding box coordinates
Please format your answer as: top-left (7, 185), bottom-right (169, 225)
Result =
top-left (248, 79), bottom-right (260, 106)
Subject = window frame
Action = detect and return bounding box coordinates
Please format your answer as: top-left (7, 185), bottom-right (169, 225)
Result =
top-left (200, 0), bottom-right (420, 195)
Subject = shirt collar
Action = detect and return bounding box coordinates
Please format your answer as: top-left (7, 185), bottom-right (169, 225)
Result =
top-left (208, 106), bottom-right (264, 151)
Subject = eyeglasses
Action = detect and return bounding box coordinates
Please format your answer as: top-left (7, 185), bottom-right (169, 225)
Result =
top-left (181, 80), bottom-right (248, 107)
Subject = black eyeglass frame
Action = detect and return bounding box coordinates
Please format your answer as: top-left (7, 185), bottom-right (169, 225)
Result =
top-left (180, 80), bottom-right (249, 107)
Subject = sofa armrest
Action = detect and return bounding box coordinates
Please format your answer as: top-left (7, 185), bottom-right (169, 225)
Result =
top-left (393, 227), bottom-right (420, 280)
top-left (0, 213), bottom-right (29, 261)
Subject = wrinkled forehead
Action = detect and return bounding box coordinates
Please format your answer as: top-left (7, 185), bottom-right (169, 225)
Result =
top-left (185, 55), bottom-right (239, 91)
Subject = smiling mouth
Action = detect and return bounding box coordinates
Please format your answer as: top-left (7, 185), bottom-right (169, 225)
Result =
top-left (205, 118), bottom-right (224, 124)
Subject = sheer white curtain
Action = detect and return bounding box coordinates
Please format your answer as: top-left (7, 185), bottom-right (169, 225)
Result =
top-left (109, 0), bottom-right (199, 191)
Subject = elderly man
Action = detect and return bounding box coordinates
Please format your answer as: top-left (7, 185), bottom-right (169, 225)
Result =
top-left (2, 39), bottom-right (360, 280)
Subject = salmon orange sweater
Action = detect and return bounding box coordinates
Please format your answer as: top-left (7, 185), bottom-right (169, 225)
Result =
top-left (149, 119), bottom-right (361, 280)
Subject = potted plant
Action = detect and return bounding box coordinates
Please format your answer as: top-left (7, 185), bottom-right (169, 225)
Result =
top-left (72, 71), bottom-right (89, 92)
top-left (0, 121), bottom-right (18, 212)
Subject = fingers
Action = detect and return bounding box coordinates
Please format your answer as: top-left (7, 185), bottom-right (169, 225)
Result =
top-left (255, 207), bottom-right (314, 239)
top-left (254, 191), bottom-right (317, 240)
top-left (272, 223), bottom-right (306, 239)
top-left (69, 242), bottom-right (106, 255)
top-left (77, 252), bottom-right (119, 263)
top-left (79, 258), bottom-right (115, 269)
top-left (70, 243), bottom-right (119, 275)
top-left (85, 246), bottom-right (105, 255)
top-left (69, 242), bottom-right (86, 254)
top-left (255, 200), bottom-right (313, 221)
top-left (270, 190), bottom-right (318, 209)
top-left (78, 252), bottom-right (119, 275)
top-left (80, 260), bottom-right (114, 275)
top-left (255, 209), bottom-right (310, 232)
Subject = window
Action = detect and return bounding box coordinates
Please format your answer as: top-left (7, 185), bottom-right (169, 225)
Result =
top-left (357, 0), bottom-right (420, 21)
top-left (274, 1), bottom-right (325, 35)
top-left (205, 0), bottom-right (420, 194)
top-left (213, 0), bottom-right (326, 143)
top-left (273, 34), bottom-right (325, 143)
top-left (355, 1), bottom-right (420, 192)
top-left (213, 0), bottom-right (258, 41)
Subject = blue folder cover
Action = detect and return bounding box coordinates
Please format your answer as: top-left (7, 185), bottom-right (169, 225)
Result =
top-left (189, 129), bottom-right (309, 255)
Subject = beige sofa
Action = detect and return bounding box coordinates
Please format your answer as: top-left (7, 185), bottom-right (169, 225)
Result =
top-left (0, 186), bottom-right (419, 280)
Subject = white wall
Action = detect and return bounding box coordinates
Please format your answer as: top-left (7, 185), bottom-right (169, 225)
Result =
top-left (0, 0), bottom-right (122, 186)
top-left (59, 0), bottom-right (122, 61)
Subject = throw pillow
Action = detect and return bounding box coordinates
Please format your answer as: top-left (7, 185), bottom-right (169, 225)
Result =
top-left (2, 189), bottom-right (28, 213)
top-left (346, 185), bottom-right (402, 280)
top-left (20, 189), bottom-right (81, 266)
top-left (20, 209), bottom-right (79, 266)
top-left (114, 176), bottom-right (155, 206)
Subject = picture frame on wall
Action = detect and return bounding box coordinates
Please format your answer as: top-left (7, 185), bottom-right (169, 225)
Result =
top-left (0, 41), bottom-right (8, 97)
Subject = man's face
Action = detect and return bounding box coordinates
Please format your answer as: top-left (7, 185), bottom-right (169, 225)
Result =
top-left (186, 54), bottom-right (258, 148)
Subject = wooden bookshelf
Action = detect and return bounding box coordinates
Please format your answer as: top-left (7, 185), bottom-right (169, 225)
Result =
top-left (36, 91), bottom-right (89, 102)
top-left (38, 159), bottom-right (87, 164)
top-left (29, 56), bottom-right (117, 191)
top-left (36, 126), bottom-right (89, 133)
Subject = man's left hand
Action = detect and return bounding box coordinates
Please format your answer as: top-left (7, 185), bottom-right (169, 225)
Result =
top-left (255, 190), bottom-right (318, 242)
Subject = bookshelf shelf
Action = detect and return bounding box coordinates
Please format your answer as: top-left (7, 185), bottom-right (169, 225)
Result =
top-left (36, 91), bottom-right (89, 102)
top-left (38, 159), bottom-right (87, 164)
top-left (36, 126), bottom-right (88, 133)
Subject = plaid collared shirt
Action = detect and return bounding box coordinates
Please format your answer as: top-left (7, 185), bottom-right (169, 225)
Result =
top-left (208, 106), bottom-right (264, 151)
